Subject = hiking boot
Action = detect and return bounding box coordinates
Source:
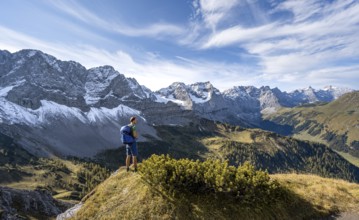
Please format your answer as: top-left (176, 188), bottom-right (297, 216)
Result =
top-left (126, 167), bottom-right (130, 172)
top-left (134, 167), bottom-right (138, 172)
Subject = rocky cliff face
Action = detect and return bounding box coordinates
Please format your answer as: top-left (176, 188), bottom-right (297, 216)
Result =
top-left (0, 49), bottom-right (195, 157)
top-left (0, 187), bottom-right (71, 219)
top-left (1, 50), bottom-right (88, 110)
top-left (154, 83), bottom-right (354, 126)
top-left (0, 49), bottom-right (354, 157)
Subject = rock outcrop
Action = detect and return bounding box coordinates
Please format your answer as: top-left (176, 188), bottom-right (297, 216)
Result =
top-left (0, 187), bottom-right (71, 219)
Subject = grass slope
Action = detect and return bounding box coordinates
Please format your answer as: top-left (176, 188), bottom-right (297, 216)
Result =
top-left (96, 120), bottom-right (359, 183)
top-left (263, 91), bottom-right (359, 157)
top-left (0, 133), bottom-right (110, 202)
top-left (71, 168), bottom-right (359, 220)
top-left (272, 174), bottom-right (359, 214)
top-left (335, 151), bottom-right (359, 168)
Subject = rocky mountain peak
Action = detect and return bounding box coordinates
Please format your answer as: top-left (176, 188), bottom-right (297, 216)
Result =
top-left (260, 85), bottom-right (271, 91)
top-left (189, 81), bottom-right (219, 95)
top-left (0, 50), bottom-right (153, 110)
top-left (171, 82), bottom-right (187, 88)
top-left (0, 49), bottom-right (11, 60)
top-left (157, 82), bottom-right (190, 101)
top-left (322, 85), bottom-right (354, 99)
top-left (190, 83), bottom-right (221, 106)
top-left (0, 49), bottom-right (356, 157)
top-left (88, 66), bottom-right (117, 80)
top-left (156, 81), bottom-right (222, 104)
top-left (223, 86), bottom-right (260, 99)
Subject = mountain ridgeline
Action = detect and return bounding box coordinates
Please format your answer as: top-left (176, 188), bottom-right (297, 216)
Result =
top-left (1, 49), bottom-right (359, 182)
top-left (264, 91), bottom-right (359, 158)
top-left (0, 49), bottom-right (354, 158)
top-left (153, 121), bottom-right (359, 183)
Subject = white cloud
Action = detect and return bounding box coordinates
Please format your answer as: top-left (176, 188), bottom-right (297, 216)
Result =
top-left (275, 0), bottom-right (323, 23)
top-left (308, 66), bottom-right (359, 80)
top-left (195, 0), bottom-right (359, 89)
top-left (193, 0), bottom-right (241, 31)
top-left (201, 23), bottom-right (275, 49)
top-left (48, 0), bottom-right (184, 38)
top-left (0, 25), bottom-right (260, 91)
top-left (1, 0), bottom-right (358, 92)
top-left (112, 23), bottom-right (184, 38)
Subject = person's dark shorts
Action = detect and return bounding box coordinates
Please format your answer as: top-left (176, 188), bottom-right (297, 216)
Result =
top-left (126, 142), bottom-right (138, 156)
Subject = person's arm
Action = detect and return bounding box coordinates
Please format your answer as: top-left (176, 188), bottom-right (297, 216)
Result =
top-left (132, 126), bottom-right (138, 139)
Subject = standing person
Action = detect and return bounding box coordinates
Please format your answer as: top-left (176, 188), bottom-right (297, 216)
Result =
top-left (126, 116), bottom-right (138, 172)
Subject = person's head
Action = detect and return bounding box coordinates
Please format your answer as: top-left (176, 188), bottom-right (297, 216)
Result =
top-left (130, 116), bottom-right (137, 124)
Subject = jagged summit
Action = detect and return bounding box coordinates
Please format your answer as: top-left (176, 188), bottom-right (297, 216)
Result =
top-left (0, 49), bottom-right (356, 157)
top-left (0, 50), bottom-right (163, 157)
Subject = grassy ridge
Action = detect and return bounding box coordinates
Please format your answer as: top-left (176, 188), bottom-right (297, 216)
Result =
top-left (272, 174), bottom-right (359, 214)
top-left (71, 157), bottom-right (359, 220)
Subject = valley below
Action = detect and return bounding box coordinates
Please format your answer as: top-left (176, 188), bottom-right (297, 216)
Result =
top-left (0, 49), bottom-right (358, 219)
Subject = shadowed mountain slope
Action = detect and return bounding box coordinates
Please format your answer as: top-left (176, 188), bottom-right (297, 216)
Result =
top-left (264, 91), bottom-right (359, 158)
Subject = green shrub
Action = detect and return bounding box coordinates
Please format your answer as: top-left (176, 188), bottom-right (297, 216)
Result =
top-left (139, 154), bottom-right (280, 204)
top-left (77, 162), bottom-right (111, 198)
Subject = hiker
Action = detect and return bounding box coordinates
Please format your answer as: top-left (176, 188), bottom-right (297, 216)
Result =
top-left (125, 116), bottom-right (138, 172)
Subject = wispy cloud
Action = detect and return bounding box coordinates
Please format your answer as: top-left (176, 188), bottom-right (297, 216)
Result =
top-left (201, 23), bottom-right (275, 49)
top-left (192, 0), bottom-right (241, 31)
top-left (194, 0), bottom-right (359, 88)
top-left (1, 0), bottom-right (358, 92)
top-left (0, 25), bottom-right (260, 91)
top-left (48, 0), bottom-right (184, 38)
top-left (275, 0), bottom-right (323, 23)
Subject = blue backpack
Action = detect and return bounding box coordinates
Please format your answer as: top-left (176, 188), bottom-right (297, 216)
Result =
top-left (120, 125), bottom-right (135, 144)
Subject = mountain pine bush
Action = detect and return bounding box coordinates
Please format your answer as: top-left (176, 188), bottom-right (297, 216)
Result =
top-left (139, 154), bottom-right (281, 204)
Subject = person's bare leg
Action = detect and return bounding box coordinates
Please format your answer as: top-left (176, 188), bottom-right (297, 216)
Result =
top-left (126, 155), bottom-right (131, 171)
top-left (133, 156), bottom-right (137, 171)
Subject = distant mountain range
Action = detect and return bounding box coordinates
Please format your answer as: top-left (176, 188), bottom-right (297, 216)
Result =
top-left (154, 82), bottom-right (353, 126)
top-left (264, 91), bottom-right (359, 157)
top-left (0, 49), bottom-right (355, 157)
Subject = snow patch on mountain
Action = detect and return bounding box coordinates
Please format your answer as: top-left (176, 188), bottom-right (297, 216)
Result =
top-left (41, 53), bottom-right (62, 72)
top-left (87, 105), bottom-right (140, 123)
top-left (0, 86), bottom-right (15, 97)
top-left (27, 50), bottom-right (37, 57)
top-left (0, 99), bottom-right (84, 125)
top-left (322, 85), bottom-right (354, 99)
top-left (155, 82), bottom-right (220, 106)
top-left (0, 98), bottom-right (38, 125)
top-left (189, 92), bottom-right (211, 103)
top-left (154, 94), bottom-right (185, 105)
top-left (0, 98), bottom-right (141, 126)
top-left (39, 100), bottom-right (86, 123)
top-left (127, 78), bottom-right (140, 91)
top-left (223, 87), bottom-right (248, 99)
top-left (0, 80), bottom-right (26, 97)
top-left (84, 93), bottom-right (100, 105)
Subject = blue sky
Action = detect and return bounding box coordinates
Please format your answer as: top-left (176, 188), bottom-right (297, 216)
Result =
top-left (0, 0), bottom-right (358, 92)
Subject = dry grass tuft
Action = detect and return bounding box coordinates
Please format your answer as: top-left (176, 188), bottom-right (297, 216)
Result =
top-left (71, 168), bottom-right (359, 220)
top-left (272, 173), bottom-right (359, 214)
